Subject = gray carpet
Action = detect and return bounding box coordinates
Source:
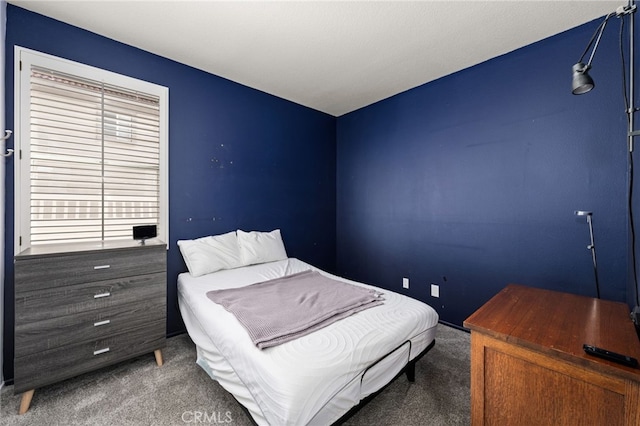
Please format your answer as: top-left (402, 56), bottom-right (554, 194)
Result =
top-left (1, 324), bottom-right (470, 425)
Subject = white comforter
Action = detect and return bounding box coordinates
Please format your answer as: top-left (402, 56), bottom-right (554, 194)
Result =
top-left (177, 258), bottom-right (438, 425)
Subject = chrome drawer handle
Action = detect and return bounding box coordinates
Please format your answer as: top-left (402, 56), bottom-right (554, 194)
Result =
top-left (93, 292), bottom-right (111, 299)
top-left (93, 320), bottom-right (111, 327)
top-left (93, 265), bottom-right (111, 270)
top-left (93, 347), bottom-right (110, 356)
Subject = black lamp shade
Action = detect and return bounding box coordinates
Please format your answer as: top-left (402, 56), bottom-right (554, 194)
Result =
top-left (572, 62), bottom-right (595, 95)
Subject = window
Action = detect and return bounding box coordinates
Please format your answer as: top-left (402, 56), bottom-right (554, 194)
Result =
top-left (15, 47), bottom-right (168, 251)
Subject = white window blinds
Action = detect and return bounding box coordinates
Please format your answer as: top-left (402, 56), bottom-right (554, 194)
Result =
top-left (26, 64), bottom-right (162, 245)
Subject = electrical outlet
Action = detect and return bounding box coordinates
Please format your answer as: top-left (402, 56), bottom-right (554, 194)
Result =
top-left (431, 284), bottom-right (439, 298)
top-left (403, 277), bottom-right (409, 289)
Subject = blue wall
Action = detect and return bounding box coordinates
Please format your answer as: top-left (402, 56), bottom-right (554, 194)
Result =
top-left (336, 18), bottom-right (631, 327)
top-left (2, 6), bottom-right (336, 381)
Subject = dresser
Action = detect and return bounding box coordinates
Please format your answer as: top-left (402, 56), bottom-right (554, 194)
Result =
top-left (464, 284), bottom-right (640, 426)
top-left (14, 239), bottom-right (167, 414)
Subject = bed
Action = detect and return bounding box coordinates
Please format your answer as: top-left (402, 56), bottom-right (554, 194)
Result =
top-left (176, 230), bottom-right (439, 425)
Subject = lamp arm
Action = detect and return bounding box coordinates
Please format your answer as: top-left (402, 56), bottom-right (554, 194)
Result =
top-left (587, 215), bottom-right (601, 299)
top-left (585, 17), bottom-right (610, 67)
top-left (582, 13), bottom-right (614, 68)
top-left (577, 16), bottom-right (606, 63)
top-left (580, 6), bottom-right (636, 69)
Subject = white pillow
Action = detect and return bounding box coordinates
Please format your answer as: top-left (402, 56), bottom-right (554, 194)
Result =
top-left (177, 231), bottom-right (243, 277)
top-left (237, 229), bottom-right (288, 266)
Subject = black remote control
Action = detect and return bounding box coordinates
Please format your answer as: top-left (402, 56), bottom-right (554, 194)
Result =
top-left (583, 344), bottom-right (638, 368)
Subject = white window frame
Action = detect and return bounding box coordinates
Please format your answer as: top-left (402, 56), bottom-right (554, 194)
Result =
top-left (14, 46), bottom-right (169, 252)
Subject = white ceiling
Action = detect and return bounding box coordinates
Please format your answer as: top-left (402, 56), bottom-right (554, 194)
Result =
top-left (8, 1), bottom-right (622, 116)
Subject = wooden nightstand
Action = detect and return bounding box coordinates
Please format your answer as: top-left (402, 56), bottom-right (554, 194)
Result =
top-left (464, 284), bottom-right (640, 426)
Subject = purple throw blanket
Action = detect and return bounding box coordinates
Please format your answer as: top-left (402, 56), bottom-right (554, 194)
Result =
top-left (206, 270), bottom-right (384, 349)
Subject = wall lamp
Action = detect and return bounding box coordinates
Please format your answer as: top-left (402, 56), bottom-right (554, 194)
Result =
top-left (572, 5), bottom-right (635, 96)
top-left (571, 11), bottom-right (614, 95)
top-left (575, 211), bottom-right (600, 299)
top-left (572, 1), bottom-right (640, 316)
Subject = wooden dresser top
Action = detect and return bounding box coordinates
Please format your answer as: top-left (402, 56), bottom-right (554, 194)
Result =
top-left (464, 284), bottom-right (640, 381)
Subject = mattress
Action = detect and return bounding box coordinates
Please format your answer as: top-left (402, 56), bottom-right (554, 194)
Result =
top-left (177, 258), bottom-right (439, 425)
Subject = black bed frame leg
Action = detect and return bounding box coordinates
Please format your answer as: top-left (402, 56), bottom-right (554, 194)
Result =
top-left (405, 360), bottom-right (416, 382)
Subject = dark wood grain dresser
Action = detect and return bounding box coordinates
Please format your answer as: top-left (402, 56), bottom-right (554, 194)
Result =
top-left (464, 284), bottom-right (640, 426)
top-left (13, 239), bottom-right (167, 414)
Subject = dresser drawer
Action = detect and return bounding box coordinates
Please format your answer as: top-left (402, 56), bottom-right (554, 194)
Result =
top-left (15, 272), bottom-right (166, 326)
top-left (15, 298), bottom-right (165, 357)
top-left (15, 245), bottom-right (165, 292)
top-left (14, 320), bottom-right (165, 393)
top-left (15, 272), bottom-right (165, 323)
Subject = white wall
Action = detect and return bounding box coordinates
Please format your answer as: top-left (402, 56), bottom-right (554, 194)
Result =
top-left (1, 0), bottom-right (7, 388)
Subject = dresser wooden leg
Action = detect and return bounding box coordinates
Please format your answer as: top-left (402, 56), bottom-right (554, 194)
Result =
top-left (18, 389), bottom-right (35, 414)
top-left (154, 349), bottom-right (164, 366)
